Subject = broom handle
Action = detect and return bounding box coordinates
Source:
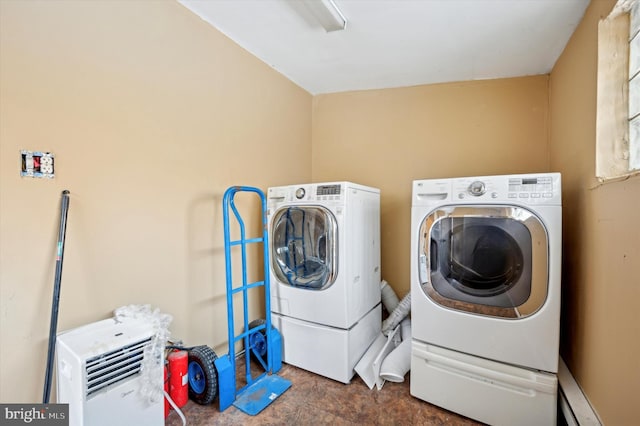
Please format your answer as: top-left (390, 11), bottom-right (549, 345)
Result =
top-left (43, 190), bottom-right (70, 404)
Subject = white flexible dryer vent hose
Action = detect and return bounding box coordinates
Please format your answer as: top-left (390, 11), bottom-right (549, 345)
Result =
top-left (379, 338), bottom-right (412, 383)
top-left (381, 292), bottom-right (411, 336)
top-left (380, 280), bottom-right (400, 313)
top-left (400, 317), bottom-right (411, 341)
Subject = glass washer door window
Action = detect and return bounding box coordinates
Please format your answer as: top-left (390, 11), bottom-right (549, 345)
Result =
top-left (271, 206), bottom-right (337, 290)
top-left (418, 206), bottom-right (549, 319)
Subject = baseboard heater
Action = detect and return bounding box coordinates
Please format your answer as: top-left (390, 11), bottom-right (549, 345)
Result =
top-left (558, 357), bottom-right (601, 426)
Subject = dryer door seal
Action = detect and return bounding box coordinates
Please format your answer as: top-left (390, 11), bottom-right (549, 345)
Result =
top-left (418, 205), bottom-right (549, 318)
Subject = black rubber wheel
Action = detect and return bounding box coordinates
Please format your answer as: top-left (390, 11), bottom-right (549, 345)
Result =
top-left (187, 345), bottom-right (218, 405)
top-left (246, 319), bottom-right (268, 358)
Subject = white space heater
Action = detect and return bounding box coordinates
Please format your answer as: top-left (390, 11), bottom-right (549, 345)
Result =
top-left (56, 316), bottom-right (164, 426)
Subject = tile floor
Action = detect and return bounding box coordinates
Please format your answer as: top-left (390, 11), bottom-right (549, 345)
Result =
top-left (164, 360), bottom-right (481, 426)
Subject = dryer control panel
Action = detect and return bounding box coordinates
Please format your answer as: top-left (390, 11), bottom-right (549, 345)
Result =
top-left (453, 173), bottom-right (560, 204)
top-left (413, 173), bottom-right (561, 206)
top-left (506, 176), bottom-right (555, 200)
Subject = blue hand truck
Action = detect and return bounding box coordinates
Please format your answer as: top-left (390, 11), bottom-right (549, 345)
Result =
top-left (214, 186), bottom-right (291, 415)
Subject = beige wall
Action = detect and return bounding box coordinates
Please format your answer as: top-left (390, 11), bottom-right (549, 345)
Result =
top-left (0, 1), bottom-right (311, 402)
top-left (3, 0), bottom-right (637, 421)
top-left (550, 0), bottom-right (640, 424)
top-left (311, 77), bottom-right (550, 296)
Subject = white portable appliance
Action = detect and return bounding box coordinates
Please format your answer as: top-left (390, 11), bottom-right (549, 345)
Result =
top-left (56, 317), bottom-right (163, 426)
top-left (268, 182), bottom-right (381, 383)
top-left (410, 173), bottom-right (562, 426)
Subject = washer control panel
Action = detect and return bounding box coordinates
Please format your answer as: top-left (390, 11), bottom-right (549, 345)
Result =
top-left (268, 183), bottom-right (346, 205)
top-left (316, 184), bottom-right (341, 197)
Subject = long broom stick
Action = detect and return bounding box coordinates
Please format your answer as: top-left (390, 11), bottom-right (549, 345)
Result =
top-left (42, 190), bottom-right (70, 404)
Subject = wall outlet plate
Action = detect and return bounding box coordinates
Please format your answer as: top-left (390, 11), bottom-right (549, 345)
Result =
top-left (21, 150), bottom-right (54, 178)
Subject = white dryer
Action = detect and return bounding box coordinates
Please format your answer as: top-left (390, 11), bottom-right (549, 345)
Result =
top-left (410, 173), bottom-right (562, 426)
top-left (267, 182), bottom-right (381, 383)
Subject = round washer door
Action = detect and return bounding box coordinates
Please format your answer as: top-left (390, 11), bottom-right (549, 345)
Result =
top-left (271, 206), bottom-right (338, 290)
top-left (417, 205), bottom-right (549, 318)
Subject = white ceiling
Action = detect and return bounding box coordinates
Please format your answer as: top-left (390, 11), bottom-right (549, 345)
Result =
top-left (178, 0), bottom-right (590, 95)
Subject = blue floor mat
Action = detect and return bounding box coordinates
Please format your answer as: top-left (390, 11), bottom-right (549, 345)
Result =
top-left (233, 374), bottom-right (292, 416)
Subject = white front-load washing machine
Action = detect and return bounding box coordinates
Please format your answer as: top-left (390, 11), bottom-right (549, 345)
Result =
top-left (267, 182), bottom-right (381, 383)
top-left (410, 173), bottom-right (562, 426)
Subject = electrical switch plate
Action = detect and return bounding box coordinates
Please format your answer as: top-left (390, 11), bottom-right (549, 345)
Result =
top-left (21, 150), bottom-right (54, 178)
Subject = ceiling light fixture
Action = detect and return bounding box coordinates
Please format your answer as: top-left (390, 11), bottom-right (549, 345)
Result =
top-left (301, 0), bottom-right (347, 32)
